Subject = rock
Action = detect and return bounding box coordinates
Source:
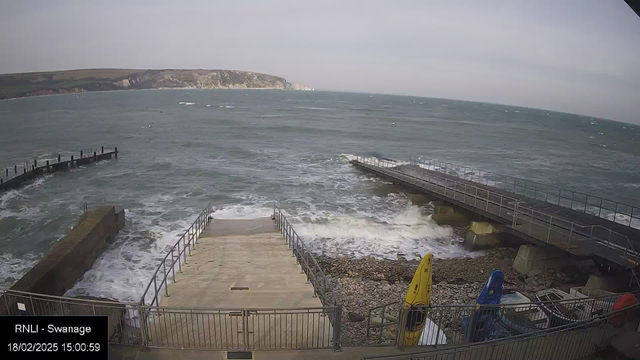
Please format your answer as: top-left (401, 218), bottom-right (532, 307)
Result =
top-left (527, 269), bottom-right (542, 277)
top-left (348, 312), bottom-right (366, 322)
top-left (382, 284), bottom-right (391, 291)
top-left (544, 280), bottom-right (553, 288)
top-left (468, 293), bottom-right (476, 299)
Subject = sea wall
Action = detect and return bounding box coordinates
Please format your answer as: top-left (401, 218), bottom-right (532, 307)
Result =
top-left (9, 206), bottom-right (125, 296)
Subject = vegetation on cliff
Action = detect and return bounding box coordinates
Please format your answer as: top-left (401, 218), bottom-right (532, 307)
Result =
top-left (0, 69), bottom-right (306, 100)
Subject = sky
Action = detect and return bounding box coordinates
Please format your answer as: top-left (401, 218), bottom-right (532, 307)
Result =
top-left (1, 0), bottom-right (639, 123)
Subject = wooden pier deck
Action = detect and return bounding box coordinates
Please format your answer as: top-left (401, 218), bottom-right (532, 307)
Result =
top-left (351, 157), bottom-right (640, 271)
top-left (0, 146), bottom-right (118, 192)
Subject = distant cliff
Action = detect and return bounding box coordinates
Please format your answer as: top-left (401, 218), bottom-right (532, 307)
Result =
top-left (0, 69), bottom-right (313, 100)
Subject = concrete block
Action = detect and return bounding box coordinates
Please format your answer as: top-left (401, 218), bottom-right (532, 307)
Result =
top-left (410, 194), bottom-right (430, 206)
top-left (432, 205), bottom-right (469, 227)
top-left (585, 274), bottom-right (625, 293)
top-left (513, 245), bottom-right (571, 275)
top-left (9, 206), bottom-right (126, 297)
top-left (463, 221), bottom-right (501, 251)
top-left (115, 207), bottom-right (126, 232)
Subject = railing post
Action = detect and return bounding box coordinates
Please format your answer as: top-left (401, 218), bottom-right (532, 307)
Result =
top-left (570, 193), bottom-right (575, 210)
top-left (171, 249), bottom-right (176, 282)
top-left (163, 261), bottom-right (169, 297)
top-left (153, 277), bottom-right (158, 306)
top-left (137, 305), bottom-right (149, 348)
top-left (529, 209), bottom-right (533, 234)
top-left (547, 216), bottom-right (552, 241)
top-left (569, 223), bottom-right (574, 244)
top-left (333, 305), bottom-right (342, 351)
top-left (177, 242), bottom-right (182, 272)
top-left (598, 198), bottom-right (603, 218)
top-left (243, 309), bottom-right (249, 351)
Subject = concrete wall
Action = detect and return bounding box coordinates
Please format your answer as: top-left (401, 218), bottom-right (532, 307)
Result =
top-left (10, 206), bottom-right (124, 296)
top-left (512, 244), bottom-right (571, 275)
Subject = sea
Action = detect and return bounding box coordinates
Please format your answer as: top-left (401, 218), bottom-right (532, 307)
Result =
top-left (1, 89), bottom-right (639, 302)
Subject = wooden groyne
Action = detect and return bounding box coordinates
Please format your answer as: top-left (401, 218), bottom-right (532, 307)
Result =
top-left (0, 146), bottom-right (118, 192)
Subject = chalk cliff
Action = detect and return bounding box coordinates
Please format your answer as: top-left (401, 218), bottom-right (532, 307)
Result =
top-left (0, 69), bottom-right (312, 99)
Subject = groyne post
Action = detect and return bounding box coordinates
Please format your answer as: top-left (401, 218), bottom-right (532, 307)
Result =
top-left (46, 161), bottom-right (49, 171)
top-left (115, 147), bottom-right (118, 159)
top-left (57, 154), bottom-right (61, 163)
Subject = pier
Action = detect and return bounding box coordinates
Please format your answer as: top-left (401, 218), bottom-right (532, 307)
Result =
top-left (350, 156), bottom-right (640, 273)
top-left (0, 146), bottom-right (118, 192)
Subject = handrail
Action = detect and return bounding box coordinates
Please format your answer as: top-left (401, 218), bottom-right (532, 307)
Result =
top-left (139, 203), bottom-right (214, 306)
top-left (353, 156), bottom-right (640, 268)
top-left (0, 288), bottom-right (139, 306)
top-left (409, 156), bottom-right (640, 229)
top-left (364, 301), bottom-right (640, 359)
top-left (273, 205), bottom-right (340, 307)
top-left (368, 289), bottom-right (640, 311)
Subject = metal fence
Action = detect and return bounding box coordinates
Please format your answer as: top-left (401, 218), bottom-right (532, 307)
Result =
top-left (142, 305), bottom-right (339, 350)
top-left (364, 302), bottom-right (640, 360)
top-left (352, 156), bottom-right (640, 271)
top-left (410, 156), bottom-right (640, 230)
top-left (273, 205), bottom-right (340, 308)
top-left (139, 203), bottom-right (214, 307)
top-left (367, 291), bottom-right (637, 349)
top-left (0, 288), bottom-right (143, 346)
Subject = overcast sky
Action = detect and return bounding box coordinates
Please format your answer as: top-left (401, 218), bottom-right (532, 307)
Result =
top-left (1, 0), bottom-right (639, 123)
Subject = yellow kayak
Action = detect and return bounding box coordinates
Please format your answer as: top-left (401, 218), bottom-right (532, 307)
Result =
top-left (402, 253), bottom-right (433, 346)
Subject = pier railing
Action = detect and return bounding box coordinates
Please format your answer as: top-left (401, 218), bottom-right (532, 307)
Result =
top-left (364, 301), bottom-right (640, 360)
top-left (273, 205), bottom-right (340, 308)
top-left (409, 156), bottom-right (640, 230)
top-left (353, 156), bottom-right (640, 271)
top-left (139, 204), bottom-right (214, 307)
top-left (367, 291), bottom-right (638, 348)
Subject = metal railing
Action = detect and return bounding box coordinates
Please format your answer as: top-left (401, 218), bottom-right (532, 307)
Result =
top-left (273, 205), bottom-right (340, 308)
top-left (410, 156), bottom-right (640, 229)
top-left (142, 305), bottom-right (339, 350)
top-left (139, 204), bottom-right (214, 307)
top-left (367, 291), bottom-right (636, 348)
top-left (0, 288), bottom-right (143, 346)
top-left (364, 302), bottom-right (640, 359)
top-left (352, 156), bottom-right (640, 270)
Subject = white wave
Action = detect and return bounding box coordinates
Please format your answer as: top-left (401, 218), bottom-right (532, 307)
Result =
top-left (211, 204), bottom-right (273, 219)
top-left (292, 205), bottom-right (473, 260)
top-left (224, 106), bottom-right (234, 109)
top-left (179, 102), bottom-right (195, 105)
top-left (206, 105), bottom-right (211, 107)
top-left (0, 253), bottom-right (40, 288)
top-left (65, 208), bottom-right (196, 302)
top-left (297, 107), bottom-right (336, 111)
top-left (338, 153), bottom-right (409, 166)
top-left (0, 176), bottom-right (50, 220)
